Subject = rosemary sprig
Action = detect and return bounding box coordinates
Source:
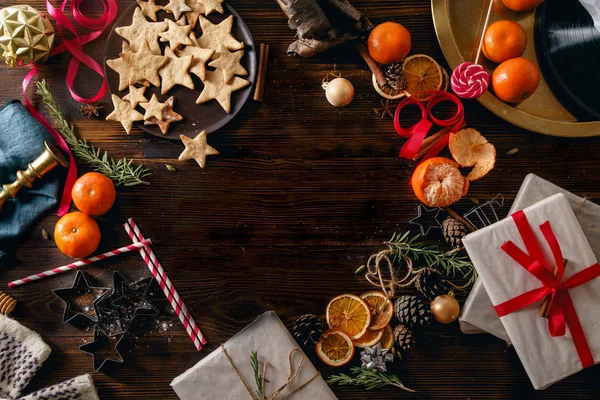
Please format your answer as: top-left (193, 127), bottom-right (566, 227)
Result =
top-left (35, 80), bottom-right (151, 187)
top-left (250, 351), bottom-right (265, 400)
top-left (327, 367), bottom-right (415, 392)
top-left (386, 231), bottom-right (477, 283)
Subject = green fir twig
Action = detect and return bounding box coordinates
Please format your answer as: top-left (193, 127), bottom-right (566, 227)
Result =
top-left (250, 351), bottom-right (265, 400)
top-left (35, 80), bottom-right (151, 187)
top-left (385, 231), bottom-right (477, 283)
top-left (327, 367), bottom-right (415, 392)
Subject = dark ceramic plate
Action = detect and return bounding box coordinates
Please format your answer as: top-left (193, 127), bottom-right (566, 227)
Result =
top-left (104, 1), bottom-right (257, 140)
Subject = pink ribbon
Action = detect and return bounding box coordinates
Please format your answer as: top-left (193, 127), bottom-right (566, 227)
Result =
top-left (20, 0), bottom-right (118, 215)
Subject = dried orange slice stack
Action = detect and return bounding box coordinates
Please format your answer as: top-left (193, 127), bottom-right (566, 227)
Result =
top-left (449, 128), bottom-right (496, 181)
top-left (316, 329), bottom-right (355, 367)
top-left (361, 291), bottom-right (394, 330)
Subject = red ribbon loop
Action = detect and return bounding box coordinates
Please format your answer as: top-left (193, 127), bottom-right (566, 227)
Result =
top-left (393, 90), bottom-right (464, 161)
top-left (494, 209), bottom-right (600, 368)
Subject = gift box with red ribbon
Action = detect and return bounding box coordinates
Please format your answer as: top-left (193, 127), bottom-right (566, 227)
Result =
top-left (463, 193), bottom-right (600, 390)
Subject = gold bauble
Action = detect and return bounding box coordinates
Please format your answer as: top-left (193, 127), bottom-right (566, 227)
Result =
top-left (0, 5), bottom-right (55, 66)
top-left (430, 294), bottom-right (460, 324)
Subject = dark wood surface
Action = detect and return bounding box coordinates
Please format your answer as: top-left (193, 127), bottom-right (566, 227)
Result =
top-left (1, 0), bottom-right (600, 398)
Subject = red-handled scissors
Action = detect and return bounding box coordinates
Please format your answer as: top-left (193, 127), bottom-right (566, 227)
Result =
top-left (393, 90), bottom-right (464, 161)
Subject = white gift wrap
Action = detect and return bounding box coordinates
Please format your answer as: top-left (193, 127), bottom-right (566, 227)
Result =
top-left (462, 193), bottom-right (600, 390)
top-left (171, 311), bottom-right (338, 400)
top-left (459, 174), bottom-right (600, 341)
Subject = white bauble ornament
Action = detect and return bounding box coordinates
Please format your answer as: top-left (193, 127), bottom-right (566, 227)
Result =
top-left (324, 77), bottom-right (354, 107)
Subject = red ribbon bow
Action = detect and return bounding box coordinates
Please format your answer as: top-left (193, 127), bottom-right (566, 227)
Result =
top-left (494, 210), bottom-right (600, 368)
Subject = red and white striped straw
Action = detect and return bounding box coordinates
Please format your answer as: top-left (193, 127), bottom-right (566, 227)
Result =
top-left (8, 239), bottom-right (153, 288)
top-left (124, 218), bottom-right (206, 350)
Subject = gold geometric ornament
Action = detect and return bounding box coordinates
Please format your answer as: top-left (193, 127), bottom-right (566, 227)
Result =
top-left (0, 5), bottom-right (55, 66)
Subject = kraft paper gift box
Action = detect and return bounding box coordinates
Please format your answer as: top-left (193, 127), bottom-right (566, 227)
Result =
top-left (171, 311), bottom-right (338, 400)
top-left (459, 174), bottom-right (600, 342)
top-left (462, 193), bottom-right (600, 390)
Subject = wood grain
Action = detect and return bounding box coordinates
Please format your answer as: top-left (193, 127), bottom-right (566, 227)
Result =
top-left (1, 0), bottom-right (600, 398)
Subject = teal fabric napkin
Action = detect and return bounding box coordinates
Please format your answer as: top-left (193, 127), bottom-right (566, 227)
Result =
top-left (0, 101), bottom-right (61, 261)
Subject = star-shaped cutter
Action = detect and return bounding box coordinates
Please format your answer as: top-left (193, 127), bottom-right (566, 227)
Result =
top-left (409, 205), bottom-right (443, 236)
top-left (112, 276), bottom-right (159, 320)
top-left (52, 271), bottom-right (110, 324)
top-left (79, 325), bottom-right (126, 372)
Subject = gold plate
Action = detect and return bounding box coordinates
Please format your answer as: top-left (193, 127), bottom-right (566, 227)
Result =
top-left (431, 0), bottom-right (600, 137)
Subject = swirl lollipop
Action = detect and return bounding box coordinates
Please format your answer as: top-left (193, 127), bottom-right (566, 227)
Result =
top-left (451, 1), bottom-right (494, 99)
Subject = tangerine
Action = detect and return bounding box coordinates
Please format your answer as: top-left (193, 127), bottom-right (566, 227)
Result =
top-left (368, 22), bottom-right (412, 65)
top-left (411, 157), bottom-right (469, 207)
top-left (501, 0), bottom-right (544, 12)
top-left (492, 57), bottom-right (540, 103)
top-left (482, 20), bottom-right (527, 63)
top-left (54, 211), bottom-right (101, 258)
top-left (72, 172), bottom-right (116, 216)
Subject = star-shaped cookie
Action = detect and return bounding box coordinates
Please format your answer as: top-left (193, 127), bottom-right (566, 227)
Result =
top-left (202, 0), bottom-right (224, 15)
top-left (122, 85), bottom-right (147, 109)
top-left (196, 69), bottom-right (249, 113)
top-left (163, 0), bottom-right (191, 20)
top-left (179, 130), bottom-right (219, 168)
top-left (159, 19), bottom-right (192, 50)
top-left (115, 8), bottom-right (167, 54)
top-left (159, 47), bottom-right (194, 94)
top-left (184, 0), bottom-right (204, 27)
top-left (106, 95), bottom-right (144, 134)
top-left (197, 15), bottom-right (244, 51)
top-left (137, 0), bottom-right (162, 21)
top-left (140, 94), bottom-right (168, 120)
top-left (208, 45), bottom-right (248, 83)
top-left (175, 35), bottom-right (214, 81)
top-left (107, 42), bottom-right (136, 91)
top-left (122, 39), bottom-right (167, 87)
top-left (144, 96), bottom-right (183, 134)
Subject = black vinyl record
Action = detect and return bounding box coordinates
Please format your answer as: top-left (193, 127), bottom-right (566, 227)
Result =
top-left (535, 0), bottom-right (600, 121)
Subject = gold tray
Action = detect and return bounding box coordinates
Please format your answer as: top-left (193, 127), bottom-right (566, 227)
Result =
top-left (431, 0), bottom-right (600, 137)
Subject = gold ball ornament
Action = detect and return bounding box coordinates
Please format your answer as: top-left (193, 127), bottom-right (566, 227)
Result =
top-left (324, 77), bottom-right (354, 107)
top-left (0, 5), bottom-right (55, 66)
top-left (430, 294), bottom-right (460, 324)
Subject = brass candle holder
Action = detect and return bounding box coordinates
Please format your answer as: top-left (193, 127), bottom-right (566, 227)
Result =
top-left (0, 141), bottom-right (68, 211)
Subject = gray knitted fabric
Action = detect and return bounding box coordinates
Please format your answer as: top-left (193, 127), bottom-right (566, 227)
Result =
top-left (0, 315), bottom-right (99, 400)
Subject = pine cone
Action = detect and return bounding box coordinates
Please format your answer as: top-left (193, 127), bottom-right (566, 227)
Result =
top-left (393, 324), bottom-right (415, 353)
top-left (384, 63), bottom-right (407, 91)
top-left (292, 314), bottom-right (325, 346)
top-left (415, 269), bottom-right (449, 300)
top-left (442, 217), bottom-right (468, 248)
top-left (394, 295), bottom-right (432, 328)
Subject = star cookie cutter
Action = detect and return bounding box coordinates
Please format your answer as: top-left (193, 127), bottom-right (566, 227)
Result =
top-left (79, 325), bottom-right (126, 372)
top-left (52, 271), bottom-right (110, 324)
top-left (409, 205), bottom-right (443, 236)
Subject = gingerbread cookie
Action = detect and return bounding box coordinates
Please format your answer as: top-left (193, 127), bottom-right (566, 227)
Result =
top-left (159, 19), bottom-right (192, 50)
top-left (196, 15), bottom-right (243, 51)
top-left (179, 130), bottom-right (219, 168)
top-left (122, 40), bottom-right (167, 87)
top-left (106, 94), bottom-right (144, 134)
top-left (163, 0), bottom-right (191, 20)
top-left (116, 8), bottom-right (167, 54)
top-left (140, 94), bottom-right (168, 120)
top-left (122, 85), bottom-right (148, 109)
top-left (137, 0), bottom-right (162, 21)
top-left (195, 69), bottom-right (249, 113)
top-left (107, 43), bottom-right (134, 91)
top-left (184, 0), bottom-right (204, 28)
top-left (208, 45), bottom-right (248, 83)
top-left (176, 34), bottom-right (214, 81)
top-left (144, 96), bottom-right (183, 134)
top-left (201, 0), bottom-right (224, 15)
top-left (159, 47), bottom-right (194, 94)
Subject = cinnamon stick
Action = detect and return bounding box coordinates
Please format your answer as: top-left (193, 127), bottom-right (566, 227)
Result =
top-left (540, 259), bottom-right (566, 318)
top-left (254, 43), bottom-right (270, 102)
top-left (354, 41), bottom-right (387, 87)
top-left (413, 122), bottom-right (467, 160)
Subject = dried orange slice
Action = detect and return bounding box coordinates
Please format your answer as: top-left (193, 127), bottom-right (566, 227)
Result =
top-left (402, 54), bottom-right (443, 95)
top-left (449, 128), bottom-right (496, 181)
top-left (326, 294), bottom-right (371, 340)
top-left (372, 74), bottom-right (408, 100)
top-left (353, 327), bottom-right (384, 348)
top-left (380, 324), bottom-right (394, 349)
top-left (360, 291), bottom-right (394, 331)
top-left (411, 157), bottom-right (469, 207)
top-left (316, 329), bottom-right (355, 367)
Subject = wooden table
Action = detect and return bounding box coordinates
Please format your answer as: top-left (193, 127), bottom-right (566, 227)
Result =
top-left (1, 0), bottom-right (600, 398)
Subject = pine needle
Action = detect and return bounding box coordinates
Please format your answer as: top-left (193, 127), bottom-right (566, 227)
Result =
top-left (250, 351), bottom-right (265, 400)
top-left (35, 80), bottom-right (151, 187)
top-left (327, 367), bottom-right (415, 392)
top-left (385, 231), bottom-right (477, 283)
